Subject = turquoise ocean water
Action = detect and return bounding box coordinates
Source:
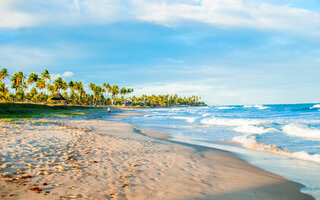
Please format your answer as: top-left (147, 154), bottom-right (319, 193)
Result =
top-left (118, 104), bottom-right (320, 199)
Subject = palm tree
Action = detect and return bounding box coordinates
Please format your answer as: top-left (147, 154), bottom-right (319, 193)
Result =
top-left (0, 81), bottom-right (9, 101)
top-left (53, 77), bottom-right (67, 93)
top-left (38, 69), bottom-right (51, 97)
top-left (27, 73), bottom-right (39, 85)
top-left (89, 83), bottom-right (105, 105)
top-left (10, 71), bottom-right (26, 100)
top-left (0, 68), bottom-right (9, 81)
top-left (40, 69), bottom-right (51, 82)
top-left (74, 81), bottom-right (85, 104)
top-left (120, 87), bottom-right (127, 97)
top-left (89, 83), bottom-right (96, 104)
top-left (46, 83), bottom-right (55, 95)
top-left (68, 81), bottom-right (77, 103)
top-left (36, 79), bottom-right (46, 91)
top-left (102, 83), bottom-right (111, 100)
top-left (110, 85), bottom-right (119, 105)
top-left (10, 71), bottom-right (25, 91)
top-left (29, 87), bottom-right (38, 101)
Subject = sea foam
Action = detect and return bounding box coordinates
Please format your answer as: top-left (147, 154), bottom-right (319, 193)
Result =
top-left (310, 104), bottom-right (320, 109)
top-left (233, 124), bottom-right (277, 134)
top-left (243, 105), bottom-right (269, 109)
top-left (217, 106), bottom-right (236, 110)
top-left (201, 117), bottom-right (262, 126)
top-left (172, 116), bottom-right (196, 123)
top-left (233, 135), bottom-right (320, 163)
top-left (282, 123), bottom-right (320, 140)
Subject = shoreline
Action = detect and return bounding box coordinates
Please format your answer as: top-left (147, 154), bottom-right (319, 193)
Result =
top-left (0, 110), bottom-right (314, 199)
top-left (109, 110), bottom-right (316, 199)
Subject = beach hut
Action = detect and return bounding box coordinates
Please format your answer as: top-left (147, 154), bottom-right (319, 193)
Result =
top-left (122, 99), bottom-right (132, 106)
top-left (51, 93), bottom-right (66, 101)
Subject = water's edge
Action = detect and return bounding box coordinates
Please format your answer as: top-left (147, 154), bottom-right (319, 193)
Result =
top-left (102, 109), bottom-right (319, 199)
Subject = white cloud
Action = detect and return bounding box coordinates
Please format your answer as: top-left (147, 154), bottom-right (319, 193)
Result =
top-left (62, 71), bottom-right (74, 77)
top-left (51, 71), bottom-right (74, 80)
top-left (133, 0), bottom-right (320, 32)
top-left (0, 0), bottom-right (37, 28)
top-left (0, 0), bottom-right (319, 34)
top-left (51, 74), bottom-right (61, 80)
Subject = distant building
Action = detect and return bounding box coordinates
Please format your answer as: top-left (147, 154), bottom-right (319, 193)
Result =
top-left (51, 93), bottom-right (66, 101)
top-left (122, 99), bottom-right (132, 106)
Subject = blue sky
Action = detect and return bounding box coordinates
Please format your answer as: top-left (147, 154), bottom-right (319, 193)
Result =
top-left (1, 0), bottom-right (320, 105)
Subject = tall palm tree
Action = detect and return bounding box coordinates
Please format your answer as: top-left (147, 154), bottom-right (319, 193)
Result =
top-left (89, 83), bottom-right (105, 105)
top-left (68, 81), bottom-right (77, 103)
top-left (36, 79), bottom-right (46, 91)
top-left (0, 81), bottom-right (9, 101)
top-left (74, 81), bottom-right (85, 104)
top-left (40, 69), bottom-right (51, 82)
top-left (111, 85), bottom-right (119, 105)
top-left (102, 83), bottom-right (111, 99)
top-left (120, 87), bottom-right (127, 97)
top-left (39, 69), bottom-right (51, 96)
top-left (0, 68), bottom-right (9, 81)
top-left (89, 83), bottom-right (96, 103)
top-left (29, 87), bottom-right (38, 101)
top-left (10, 71), bottom-right (25, 92)
top-left (46, 83), bottom-right (54, 95)
top-left (10, 71), bottom-right (26, 100)
top-left (53, 77), bottom-right (67, 93)
top-left (27, 73), bottom-right (39, 85)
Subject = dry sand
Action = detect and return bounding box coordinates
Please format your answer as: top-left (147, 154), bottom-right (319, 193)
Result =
top-left (0, 113), bottom-right (314, 199)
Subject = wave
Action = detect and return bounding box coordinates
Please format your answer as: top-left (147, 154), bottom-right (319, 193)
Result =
top-left (171, 116), bottom-right (196, 123)
top-left (217, 106), bottom-right (236, 110)
top-left (310, 104), bottom-right (320, 109)
top-left (233, 124), bottom-right (277, 134)
top-left (201, 113), bottom-right (211, 117)
top-left (282, 123), bottom-right (320, 140)
top-left (201, 117), bottom-right (263, 126)
top-left (243, 105), bottom-right (269, 109)
top-left (233, 135), bottom-right (320, 163)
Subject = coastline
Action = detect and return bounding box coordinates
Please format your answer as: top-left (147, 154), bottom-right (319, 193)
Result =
top-left (0, 109), bottom-right (314, 199)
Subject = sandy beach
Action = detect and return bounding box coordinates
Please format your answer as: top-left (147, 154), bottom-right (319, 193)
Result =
top-left (0, 111), bottom-right (313, 200)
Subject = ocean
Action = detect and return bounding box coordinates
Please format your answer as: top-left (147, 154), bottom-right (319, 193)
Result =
top-left (120, 104), bottom-right (320, 199)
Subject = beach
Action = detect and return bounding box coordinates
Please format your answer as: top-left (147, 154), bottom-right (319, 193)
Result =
top-left (0, 110), bottom-right (313, 199)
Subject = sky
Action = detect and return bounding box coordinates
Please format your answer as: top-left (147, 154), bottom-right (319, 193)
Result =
top-left (1, 0), bottom-right (320, 105)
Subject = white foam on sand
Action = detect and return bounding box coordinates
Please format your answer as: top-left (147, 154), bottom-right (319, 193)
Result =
top-left (282, 123), bottom-right (320, 140)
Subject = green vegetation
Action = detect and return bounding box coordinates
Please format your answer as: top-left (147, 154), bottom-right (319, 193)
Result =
top-left (0, 103), bottom-right (96, 119)
top-left (0, 68), bottom-right (206, 107)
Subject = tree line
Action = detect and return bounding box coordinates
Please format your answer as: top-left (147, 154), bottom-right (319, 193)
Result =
top-left (0, 68), bottom-right (206, 107)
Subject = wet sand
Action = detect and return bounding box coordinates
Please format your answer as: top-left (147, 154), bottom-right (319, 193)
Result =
top-left (0, 111), bottom-right (314, 199)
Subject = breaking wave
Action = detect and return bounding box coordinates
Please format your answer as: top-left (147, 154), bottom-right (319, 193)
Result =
top-left (282, 123), bottom-right (320, 140)
top-left (233, 124), bottom-right (277, 134)
top-left (172, 116), bottom-right (196, 123)
top-left (233, 135), bottom-right (320, 163)
top-left (310, 104), bottom-right (320, 109)
top-left (243, 105), bottom-right (269, 109)
top-left (217, 106), bottom-right (236, 110)
top-left (201, 117), bottom-right (263, 126)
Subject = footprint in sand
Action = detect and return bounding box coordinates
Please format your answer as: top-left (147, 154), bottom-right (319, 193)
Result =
top-left (108, 192), bottom-right (117, 198)
top-left (122, 183), bottom-right (130, 188)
